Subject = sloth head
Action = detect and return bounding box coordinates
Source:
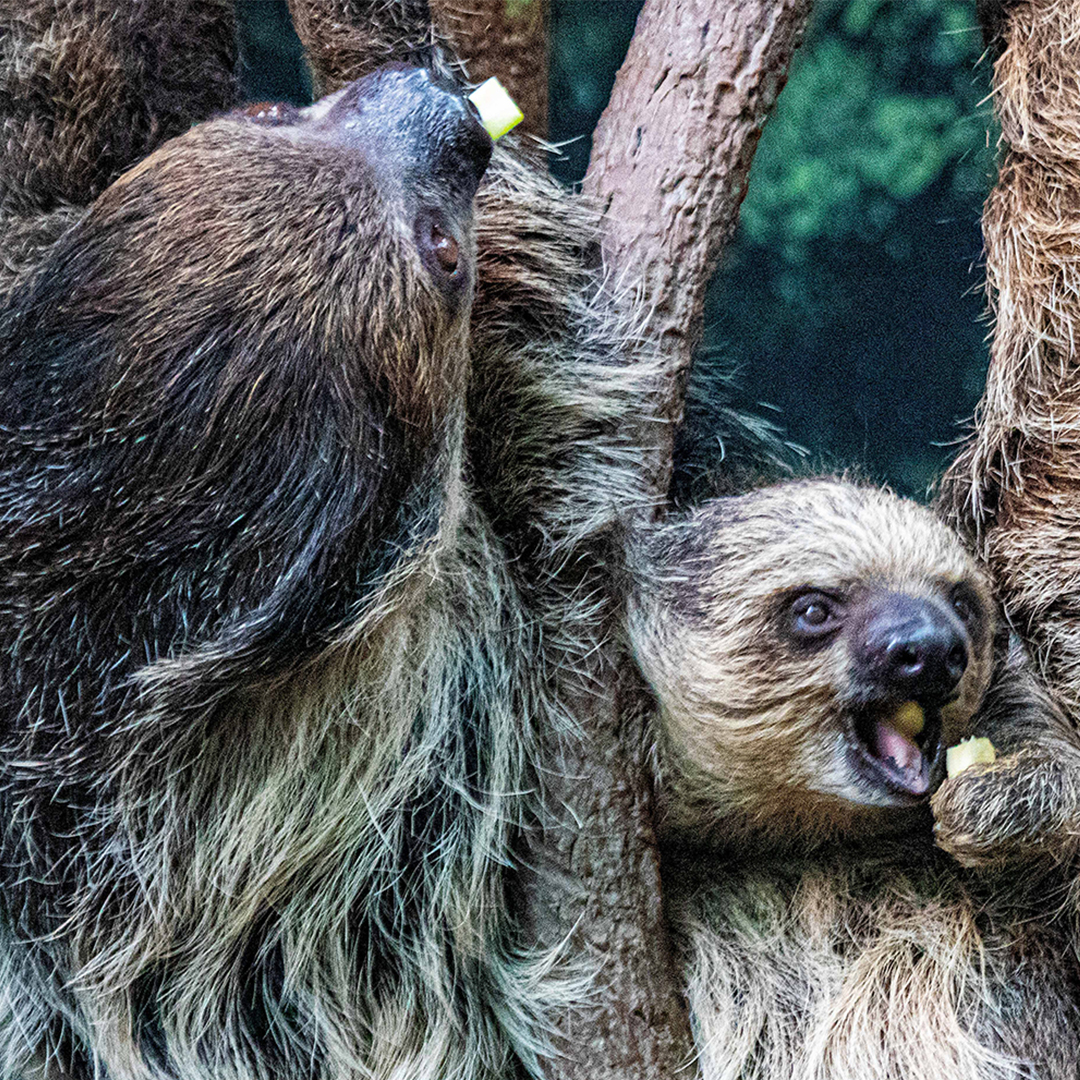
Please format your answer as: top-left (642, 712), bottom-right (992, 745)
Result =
top-left (630, 480), bottom-right (996, 848)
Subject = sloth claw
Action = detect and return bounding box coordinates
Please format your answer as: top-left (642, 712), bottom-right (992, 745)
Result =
top-left (932, 751), bottom-right (1071, 869)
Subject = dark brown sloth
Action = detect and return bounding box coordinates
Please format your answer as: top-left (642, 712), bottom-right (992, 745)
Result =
top-left (631, 479), bottom-right (1080, 1080)
top-left (0, 5), bottom-right (661, 1078)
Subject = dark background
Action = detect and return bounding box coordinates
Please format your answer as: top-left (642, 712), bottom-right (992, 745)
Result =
top-left (237, 0), bottom-right (996, 500)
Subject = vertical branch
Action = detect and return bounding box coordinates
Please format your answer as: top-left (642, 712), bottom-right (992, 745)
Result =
top-left (287, 0), bottom-right (441, 93)
top-left (290, 0), bottom-right (548, 134)
top-left (518, 2), bottom-right (812, 1078)
top-left (515, 672), bottom-right (696, 1079)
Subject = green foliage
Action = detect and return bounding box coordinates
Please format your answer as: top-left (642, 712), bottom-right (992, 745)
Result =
top-left (740, 0), bottom-right (995, 262)
top-left (688, 0), bottom-right (1000, 498)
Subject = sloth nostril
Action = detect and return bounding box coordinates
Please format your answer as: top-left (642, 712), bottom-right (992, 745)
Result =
top-left (890, 642), bottom-right (923, 674)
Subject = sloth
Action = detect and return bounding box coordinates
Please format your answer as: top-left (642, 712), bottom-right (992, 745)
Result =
top-left (0, 3), bottom-right (664, 1078)
top-left (630, 479), bottom-right (1080, 1080)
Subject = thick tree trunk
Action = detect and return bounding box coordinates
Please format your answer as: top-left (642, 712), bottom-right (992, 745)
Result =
top-left (939, 0), bottom-right (1080, 719)
top-left (513, 669), bottom-right (695, 1078)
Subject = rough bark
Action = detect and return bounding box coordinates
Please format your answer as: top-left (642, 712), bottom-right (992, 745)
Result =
top-left (585, 0), bottom-right (813, 491)
top-left (430, 0), bottom-right (548, 137)
top-left (516, 2), bottom-right (813, 1077)
top-left (514, 666), bottom-right (695, 1079)
top-left (939, 0), bottom-right (1080, 719)
top-left (288, 0), bottom-right (547, 134)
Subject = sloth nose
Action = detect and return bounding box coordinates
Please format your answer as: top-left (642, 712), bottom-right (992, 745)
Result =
top-left (856, 594), bottom-right (968, 703)
top-left (333, 64), bottom-right (492, 198)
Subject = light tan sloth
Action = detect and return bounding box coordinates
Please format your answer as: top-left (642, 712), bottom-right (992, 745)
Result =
top-left (631, 479), bottom-right (1080, 1080)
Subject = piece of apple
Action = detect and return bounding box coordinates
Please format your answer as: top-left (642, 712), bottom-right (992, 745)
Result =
top-left (469, 77), bottom-right (524, 141)
top-left (945, 736), bottom-right (997, 778)
top-left (892, 701), bottom-right (925, 738)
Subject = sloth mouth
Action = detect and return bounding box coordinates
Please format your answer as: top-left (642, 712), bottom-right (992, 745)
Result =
top-left (851, 701), bottom-right (944, 800)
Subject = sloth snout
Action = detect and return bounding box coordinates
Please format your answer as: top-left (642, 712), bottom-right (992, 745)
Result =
top-left (856, 594), bottom-right (968, 704)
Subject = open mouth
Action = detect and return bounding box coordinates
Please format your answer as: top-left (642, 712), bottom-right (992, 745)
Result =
top-left (851, 701), bottom-right (944, 799)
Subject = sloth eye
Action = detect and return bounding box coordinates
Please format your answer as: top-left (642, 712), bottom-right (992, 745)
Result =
top-left (429, 223), bottom-right (460, 274)
top-left (788, 592), bottom-right (841, 641)
top-left (950, 583), bottom-right (982, 628)
top-left (415, 207), bottom-right (466, 287)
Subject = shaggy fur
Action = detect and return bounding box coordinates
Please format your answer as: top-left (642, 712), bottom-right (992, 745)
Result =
top-left (0, 4), bottom-right (662, 1079)
top-left (938, 0), bottom-right (1080, 995)
top-left (0, 0), bottom-right (238, 298)
top-left (940, 0), bottom-right (1080, 724)
top-left (630, 479), bottom-right (1080, 1080)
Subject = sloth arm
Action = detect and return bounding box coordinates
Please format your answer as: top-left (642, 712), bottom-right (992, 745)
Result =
top-left (933, 635), bottom-right (1080, 869)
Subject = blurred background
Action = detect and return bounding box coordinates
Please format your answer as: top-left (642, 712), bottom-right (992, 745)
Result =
top-left (238, 0), bottom-right (997, 500)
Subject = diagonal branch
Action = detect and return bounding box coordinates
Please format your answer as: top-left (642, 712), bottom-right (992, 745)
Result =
top-left (586, 0), bottom-right (813, 473)
top-left (516, 4), bottom-right (812, 1078)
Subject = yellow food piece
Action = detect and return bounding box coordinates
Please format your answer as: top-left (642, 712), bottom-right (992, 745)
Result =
top-left (945, 737), bottom-right (997, 778)
top-left (468, 77), bottom-right (524, 141)
top-left (891, 701), bottom-right (925, 739)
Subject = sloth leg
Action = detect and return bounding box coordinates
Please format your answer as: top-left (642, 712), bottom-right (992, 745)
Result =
top-left (286, 0), bottom-right (447, 95)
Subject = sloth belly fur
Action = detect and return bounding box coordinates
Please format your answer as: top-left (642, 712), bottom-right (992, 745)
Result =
top-left (666, 843), bottom-right (1080, 1080)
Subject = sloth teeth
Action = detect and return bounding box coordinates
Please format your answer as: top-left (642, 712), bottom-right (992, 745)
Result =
top-left (855, 703), bottom-right (942, 799)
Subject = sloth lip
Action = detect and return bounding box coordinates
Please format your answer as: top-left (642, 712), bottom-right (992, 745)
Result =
top-left (851, 704), bottom-right (944, 800)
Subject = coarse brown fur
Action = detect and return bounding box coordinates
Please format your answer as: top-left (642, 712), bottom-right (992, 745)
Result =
top-left (630, 479), bottom-right (1080, 1080)
top-left (940, 0), bottom-right (1080, 725)
top-left (0, 4), bottom-right (664, 1078)
top-left (0, 0), bottom-right (239, 299)
top-left (939, 0), bottom-right (1080, 1034)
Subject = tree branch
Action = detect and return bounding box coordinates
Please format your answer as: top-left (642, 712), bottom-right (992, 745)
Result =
top-left (516, 3), bottom-right (812, 1077)
top-left (287, 0), bottom-right (440, 93)
top-left (585, 0), bottom-right (812, 480)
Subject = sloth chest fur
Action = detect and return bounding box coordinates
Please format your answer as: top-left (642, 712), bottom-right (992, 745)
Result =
top-left (73, 509), bottom-right (531, 989)
top-left (667, 849), bottom-right (1080, 1080)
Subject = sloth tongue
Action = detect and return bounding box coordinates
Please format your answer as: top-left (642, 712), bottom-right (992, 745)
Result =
top-left (869, 721), bottom-right (929, 796)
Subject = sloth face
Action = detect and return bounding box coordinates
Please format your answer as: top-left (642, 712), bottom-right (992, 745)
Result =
top-left (778, 579), bottom-right (987, 800)
top-left (630, 480), bottom-right (996, 844)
